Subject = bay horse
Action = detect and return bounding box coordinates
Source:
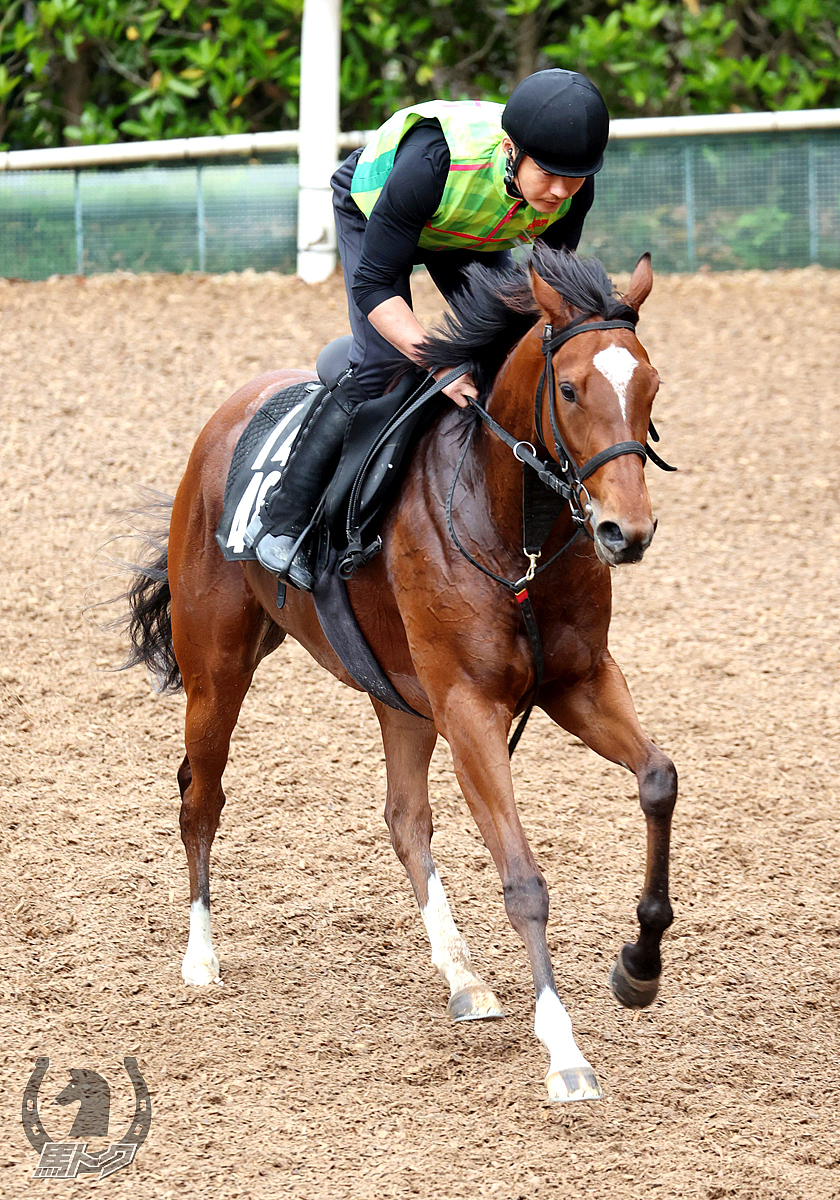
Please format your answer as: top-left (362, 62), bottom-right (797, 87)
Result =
top-left (122, 247), bottom-right (677, 1103)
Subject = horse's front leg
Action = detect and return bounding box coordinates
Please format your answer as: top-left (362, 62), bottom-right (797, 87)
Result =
top-left (436, 693), bottom-right (601, 1102)
top-left (540, 650), bottom-right (678, 1008)
top-left (374, 703), bottom-right (504, 1021)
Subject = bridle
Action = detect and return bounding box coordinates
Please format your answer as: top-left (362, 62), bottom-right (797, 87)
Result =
top-left (533, 313), bottom-right (675, 531)
top-left (456, 312), bottom-right (675, 550)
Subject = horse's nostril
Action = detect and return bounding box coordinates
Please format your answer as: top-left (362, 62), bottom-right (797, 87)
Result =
top-left (596, 521), bottom-right (627, 550)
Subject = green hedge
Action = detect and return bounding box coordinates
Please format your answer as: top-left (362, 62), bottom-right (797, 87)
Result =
top-left (2, 0), bottom-right (839, 151)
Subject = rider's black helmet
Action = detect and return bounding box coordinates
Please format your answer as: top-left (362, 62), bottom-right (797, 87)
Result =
top-left (501, 69), bottom-right (609, 177)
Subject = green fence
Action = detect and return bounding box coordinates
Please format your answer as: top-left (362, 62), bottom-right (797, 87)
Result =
top-left (1, 129), bottom-right (838, 280)
top-left (588, 130), bottom-right (840, 273)
top-left (0, 157), bottom-right (298, 280)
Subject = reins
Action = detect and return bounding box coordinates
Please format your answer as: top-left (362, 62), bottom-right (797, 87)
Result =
top-left (445, 417), bottom-right (582, 755)
top-left (444, 312), bottom-right (676, 755)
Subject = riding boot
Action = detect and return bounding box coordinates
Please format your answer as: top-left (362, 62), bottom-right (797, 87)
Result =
top-left (244, 370), bottom-right (366, 590)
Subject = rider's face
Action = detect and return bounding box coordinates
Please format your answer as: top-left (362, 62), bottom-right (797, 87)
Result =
top-left (502, 138), bottom-right (587, 212)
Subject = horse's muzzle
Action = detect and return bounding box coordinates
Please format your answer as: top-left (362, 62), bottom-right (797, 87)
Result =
top-left (594, 516), bottom-right (657, 565)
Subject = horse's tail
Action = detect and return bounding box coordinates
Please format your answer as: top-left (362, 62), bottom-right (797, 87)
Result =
top-left (116, 491), bottom-right (183, 694)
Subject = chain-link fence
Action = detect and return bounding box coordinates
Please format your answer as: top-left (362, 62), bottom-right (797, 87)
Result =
top-left (0, 157), bottom-right (298, 279)
top-left (587, 130), bottom-right (840, 273)
top-left (2, 129), bottom-right (838, 280)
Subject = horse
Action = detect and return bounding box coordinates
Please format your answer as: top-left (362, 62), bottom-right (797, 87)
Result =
top-left (121, 246), bottom-right (677, 1103)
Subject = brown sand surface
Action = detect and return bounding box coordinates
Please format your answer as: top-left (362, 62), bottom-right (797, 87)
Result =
top-left (0, 265), bottom-right (838, 1198)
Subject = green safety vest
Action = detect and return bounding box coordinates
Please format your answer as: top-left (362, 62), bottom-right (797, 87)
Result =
top-left (350, 100), bottom-right (571, 252)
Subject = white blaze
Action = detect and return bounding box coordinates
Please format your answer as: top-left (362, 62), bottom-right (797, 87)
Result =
top-left (593, 344), bottom-right (638, 420)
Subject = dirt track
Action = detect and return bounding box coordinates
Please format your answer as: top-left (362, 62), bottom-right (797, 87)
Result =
top-left (1, 264), bottom-right (839, 1199)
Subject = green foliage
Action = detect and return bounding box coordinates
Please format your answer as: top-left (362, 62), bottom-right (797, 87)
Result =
top-left (542, 0), bottom-right (840, 117)
top-left (722, 203), bottom-right (792, 266)
top-left (0, 0), bottom-right (303, 149)
top-left (2, 0), bottom-right (839, 150)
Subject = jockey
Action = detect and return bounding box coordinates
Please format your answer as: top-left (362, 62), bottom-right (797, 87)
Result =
top-left (246, 68), bottom-right (610, 589)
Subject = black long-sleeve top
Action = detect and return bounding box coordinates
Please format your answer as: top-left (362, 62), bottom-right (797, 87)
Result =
top-left (351, 119), bottom-right (595, 316)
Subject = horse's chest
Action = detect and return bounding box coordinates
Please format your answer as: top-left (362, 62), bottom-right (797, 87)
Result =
top-left (542, 621), bottom-right (602, 682)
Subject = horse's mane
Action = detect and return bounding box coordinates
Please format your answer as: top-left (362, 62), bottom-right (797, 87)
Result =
top-left (415, 245), bottom-right (639, 396)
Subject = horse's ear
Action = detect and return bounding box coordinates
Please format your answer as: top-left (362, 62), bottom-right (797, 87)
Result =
top-left (530, 267), bottom-right (572, 324)
top-left (623, 253), bottom-right (653, 312)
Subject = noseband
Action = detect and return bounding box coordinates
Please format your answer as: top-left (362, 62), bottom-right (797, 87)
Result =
top-left (535, 314), bottom-right (675, 528)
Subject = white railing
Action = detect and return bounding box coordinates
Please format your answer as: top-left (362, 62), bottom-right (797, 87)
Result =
top-left (3, 107), bottom-right (839, 173)
top-left (0, 129), bottom-right (368, 172)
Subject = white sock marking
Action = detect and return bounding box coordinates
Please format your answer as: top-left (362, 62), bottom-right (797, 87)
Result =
top-left (420, 871), bottom-right (479, 997)
top-left (593, 344), bottom-right (638, 420)
top-left (182, 900), bottom-right (222, 985)
top-left (534, 987), bottom-right (591, 1076)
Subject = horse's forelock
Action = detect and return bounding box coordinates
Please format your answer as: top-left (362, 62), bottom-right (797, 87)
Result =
top-left (531, 244), bottom-right (639, 326)
top-left (415, 248), bottom-right (638, 395)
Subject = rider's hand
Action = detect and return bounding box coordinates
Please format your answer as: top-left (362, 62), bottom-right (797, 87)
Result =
top-left (434, 367), bottom-right (479, 408)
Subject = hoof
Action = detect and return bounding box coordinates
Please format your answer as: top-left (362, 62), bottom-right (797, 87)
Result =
top-left (546, 1066), bottom-right (602, 1102)
top-left (447, 986), bottom-right (505, 1022)
top-left (609, 948), bottom-right (659, 1009)
top-left (182, 952), bottom-right (222, 986)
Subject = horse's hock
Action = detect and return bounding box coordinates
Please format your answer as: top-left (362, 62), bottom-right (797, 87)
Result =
top-left (2, 264), bottom-right (840, 1194)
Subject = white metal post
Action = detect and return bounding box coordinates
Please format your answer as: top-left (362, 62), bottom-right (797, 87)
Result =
top-left (297, 0), bottom-right (341, 283)
top-left (73, 169), bottom-right (84, 275)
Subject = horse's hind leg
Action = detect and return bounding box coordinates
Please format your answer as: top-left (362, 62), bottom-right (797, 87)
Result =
top-left (177, 645), bottom-right (259, 985)
top-left (375, 704), bottom-right (504, 1021)
top-left (540, 650), bottom-right (678, 1008)
top-left (171, 564), bottom-right (270, 986)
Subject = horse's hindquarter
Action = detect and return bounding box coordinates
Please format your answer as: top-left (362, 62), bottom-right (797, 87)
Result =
top-left (169, 369), bottom-right (326, 672)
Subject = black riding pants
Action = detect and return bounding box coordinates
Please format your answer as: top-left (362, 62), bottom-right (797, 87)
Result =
top-left (331, 150), bottom-right (511, 397)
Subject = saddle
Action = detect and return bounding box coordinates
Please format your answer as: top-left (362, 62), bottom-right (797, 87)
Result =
top-left (319, 338), bottom-right (444, 576)
top-left (216, 337), bottom-right (448, 717)
top-left (217, 337), bottom-right (441, 570)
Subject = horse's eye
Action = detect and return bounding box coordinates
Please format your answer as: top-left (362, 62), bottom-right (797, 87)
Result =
top-left (559, 382), bottom-right (577, 403)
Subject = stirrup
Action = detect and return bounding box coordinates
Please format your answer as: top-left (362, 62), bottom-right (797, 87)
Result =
top-left (243, 511), bottom-right (266, 550)
top-left (245, 514), bottom-right (314, 591)
top-left (253, 531), bottom-right (314, 592)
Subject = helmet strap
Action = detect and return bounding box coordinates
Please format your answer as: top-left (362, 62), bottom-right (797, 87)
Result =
top-left (504, 146), bottom-right (525, 200)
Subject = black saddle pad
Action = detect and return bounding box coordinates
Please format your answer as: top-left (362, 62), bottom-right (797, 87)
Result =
top-left (215, 380), bottom-right (321, 561)
top-left (214, 371), bottom-right (441, 720)
top-left (216, 369), bottom-right (440, 566)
